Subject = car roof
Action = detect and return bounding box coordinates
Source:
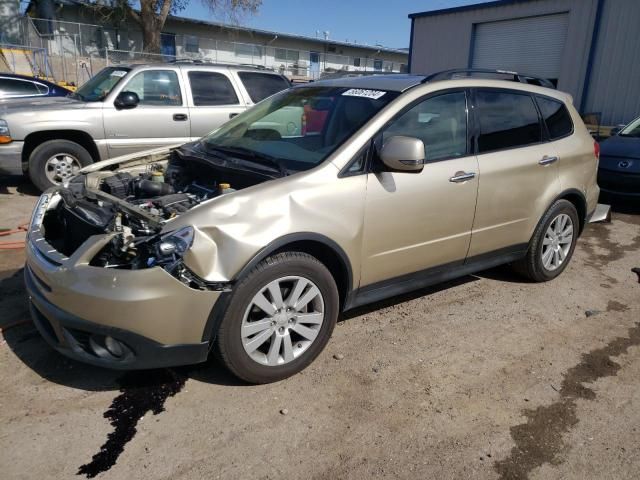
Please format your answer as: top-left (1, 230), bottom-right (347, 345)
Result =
top-left (0, 72), bottom-right (64, 88)
top-left (301, 72), bottom-right (569, 103)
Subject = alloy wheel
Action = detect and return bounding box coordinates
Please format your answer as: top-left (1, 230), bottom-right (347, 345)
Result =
top-left (541, 213), bottom-right (574, 271)
top-left (241, 275), bottom-right (325, 366)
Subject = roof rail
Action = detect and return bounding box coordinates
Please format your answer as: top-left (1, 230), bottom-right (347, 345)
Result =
top-left (319, 70), bottom-right (402, 80)
top-left (167, 59), bottom-right (273, 70)
top-left (422, 69), bottom-right (556, 89)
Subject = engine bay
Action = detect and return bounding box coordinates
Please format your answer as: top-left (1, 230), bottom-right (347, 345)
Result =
top-left (39, 148), bottom-right (272, 284)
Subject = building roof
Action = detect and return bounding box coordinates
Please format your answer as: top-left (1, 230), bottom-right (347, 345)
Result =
top-left (33, 0), bottom-right (407, 55)
top-left (409, 0), bottom-right (535, 19)
top-left (167, 15), bottom-right (407, 55)
top-left (308, 74), bottom-right (426, 92)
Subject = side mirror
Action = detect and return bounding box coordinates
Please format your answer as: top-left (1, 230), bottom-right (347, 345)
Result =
top-left (379, 136), bottom-right (425, 173)
top-left (114, 91), bottom-right (140, 109)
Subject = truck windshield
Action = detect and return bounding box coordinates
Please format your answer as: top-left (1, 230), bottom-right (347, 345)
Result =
top-left (71, 67), bottom-right (131, 102)
top-left (202, 86), bottom-right (398, 172)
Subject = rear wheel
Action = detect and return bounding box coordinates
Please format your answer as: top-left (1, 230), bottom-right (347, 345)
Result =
top-left (28, 140), bottom-right (93, 191)
top-left (215, 252), bottom-right (339, 384)
top-left (514, 199), bottom-right (579, 282)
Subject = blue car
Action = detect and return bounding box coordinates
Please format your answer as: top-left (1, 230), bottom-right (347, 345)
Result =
top-left (598, 115), bottom-right (640, 197)
top-left (0, 73), bottom-right (71, 100)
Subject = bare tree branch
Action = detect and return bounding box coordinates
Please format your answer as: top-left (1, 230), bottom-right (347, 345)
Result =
top-left (158, 0), bottom-right (173, 24)
top-left (83, 0), bottom-right (261, 53)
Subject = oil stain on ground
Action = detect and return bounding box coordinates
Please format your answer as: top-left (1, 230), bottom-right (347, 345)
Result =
top-left (494, 319), bottom-right (640, 479)
top-left (77, 369), bottom-right (187, 478)
top-left (580, 223), bottom-right (640, 283)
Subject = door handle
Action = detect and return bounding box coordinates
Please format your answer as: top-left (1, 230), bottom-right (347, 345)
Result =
top-left (173, 113), bottom-right (188, 121)
top-left (539, 155), bottom-right (559, 165)
top-left (229, 112), bottom-right (239, 119)
top-left (449, 171), bottom-right (476, 183)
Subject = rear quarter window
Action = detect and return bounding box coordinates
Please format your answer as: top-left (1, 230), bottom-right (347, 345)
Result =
top-left (535, 95), bottom-right (573, 140)
top-left (476, 90), bottom-right (542, 153)
top-left (238, 72), bottom-right (290, 103)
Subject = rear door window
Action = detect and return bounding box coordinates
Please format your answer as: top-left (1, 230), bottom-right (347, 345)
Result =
top-left (34, 82), bottom-right (49, 95)
top-left (475, 90), bottom-right (542, 153)
top-left (188, 71), bottom-right (239, 106)
top-left (238, 72), bottom-right (290, 103)
top-left (535, 96), bottom-right (573, 140)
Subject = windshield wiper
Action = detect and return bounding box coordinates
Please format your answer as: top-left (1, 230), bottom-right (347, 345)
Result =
top-left (70, 91), bottom-right (85, 101)
top-left (204, 145), bottom-right (288, 176)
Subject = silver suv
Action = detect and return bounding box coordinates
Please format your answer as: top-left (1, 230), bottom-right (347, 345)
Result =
top-left (0, 63), bottom-right (290, 190)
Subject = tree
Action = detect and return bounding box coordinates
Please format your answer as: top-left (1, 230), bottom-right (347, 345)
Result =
top-left (93, 0), bottom-right (261, 53)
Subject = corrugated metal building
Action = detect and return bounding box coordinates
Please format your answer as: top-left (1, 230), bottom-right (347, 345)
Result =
top-left (408, 0), bottom-right (640, 125)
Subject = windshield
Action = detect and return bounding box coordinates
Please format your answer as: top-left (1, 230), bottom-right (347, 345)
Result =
top-left (71, 67), bottom-right (131, 102)
top-left (620, 117), bottom-right (640, 138)
top-left (202, 86), bottom-right (399, 172)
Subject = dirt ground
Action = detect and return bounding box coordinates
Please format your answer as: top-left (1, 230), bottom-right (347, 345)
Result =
top-left (0, 174), bottom-right (639, 480)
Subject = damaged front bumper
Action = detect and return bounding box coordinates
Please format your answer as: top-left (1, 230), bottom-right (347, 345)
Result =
top-left (25, 221), bottom-right (225, 370)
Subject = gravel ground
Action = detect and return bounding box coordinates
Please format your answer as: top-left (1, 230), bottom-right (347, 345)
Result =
top-left (0, 175), bottom-right (639, 480)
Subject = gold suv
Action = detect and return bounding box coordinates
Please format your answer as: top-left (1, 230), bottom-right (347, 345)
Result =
top-left (25, 70), bottom-right (604, 383)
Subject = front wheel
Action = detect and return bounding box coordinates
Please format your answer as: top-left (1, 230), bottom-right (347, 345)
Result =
top-left (28, 140), bottom-right (93, 191)
top-left (514, 199), bottom-right (579, 282)
top-left (215, 252), bottom-right (339, 384)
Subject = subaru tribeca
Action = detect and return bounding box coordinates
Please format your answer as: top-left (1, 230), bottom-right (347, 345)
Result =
top-left (25, 70), bottom-right (604, 383)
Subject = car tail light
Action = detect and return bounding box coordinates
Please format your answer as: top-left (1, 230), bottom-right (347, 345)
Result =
top-left (594, 140), bottom-right (600, 160)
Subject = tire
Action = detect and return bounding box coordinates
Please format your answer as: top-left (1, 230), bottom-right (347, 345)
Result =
top-left (28, 140), bottom-right (93, 191)
top-left (215, 252), bottom-right (339, 384)
top-left (514, 199), bottom-right (579, 282)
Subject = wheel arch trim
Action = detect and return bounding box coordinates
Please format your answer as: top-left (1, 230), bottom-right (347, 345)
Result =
top-left (22, 130), bottom-right (101, 167)
top-left (552, 188), bottom-right (588, 233)
top-left (233, 232), bottom-right (354, 290)
top-left (201, 233), bottom-right (355, 343)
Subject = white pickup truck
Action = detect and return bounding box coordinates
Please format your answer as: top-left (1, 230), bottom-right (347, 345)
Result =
top-left (0, 63), bottom-right (290, 190)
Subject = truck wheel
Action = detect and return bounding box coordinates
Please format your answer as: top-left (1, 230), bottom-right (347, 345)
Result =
top-left (215, 252), bottom-right (339, 384)
top-left (28, 140), bottom-right (93, 191)
top-left (514, 199), bottom-right (579, 282)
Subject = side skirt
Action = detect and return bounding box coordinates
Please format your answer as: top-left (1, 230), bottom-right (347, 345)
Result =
top-left (344, 244), bottom-right (528, 311)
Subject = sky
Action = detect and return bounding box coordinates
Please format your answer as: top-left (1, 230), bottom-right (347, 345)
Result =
top-left (178, 0), bottom-right (495, 49)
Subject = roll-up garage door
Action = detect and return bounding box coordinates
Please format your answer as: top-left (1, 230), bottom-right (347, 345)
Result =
top-left (471, 13), bottom-right (569, 80)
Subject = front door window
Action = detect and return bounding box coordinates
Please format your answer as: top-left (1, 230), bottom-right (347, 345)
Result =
top-left (124, 70), bottom-right (182, 106)
top-left (382, 91), bottom-right (468, 162)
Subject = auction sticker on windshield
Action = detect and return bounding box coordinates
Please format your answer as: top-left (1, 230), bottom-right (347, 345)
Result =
top-left (110, 70), bottom-right (128, 77)
top-left (342, 89), bottom-right (386, 100)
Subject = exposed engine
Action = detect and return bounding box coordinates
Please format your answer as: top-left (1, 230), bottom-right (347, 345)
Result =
top-left (40, 148), bottom-right (271, 286)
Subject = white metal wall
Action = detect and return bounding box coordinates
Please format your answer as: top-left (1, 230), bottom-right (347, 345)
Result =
top-left (471, 13), bottom-right (569, 79)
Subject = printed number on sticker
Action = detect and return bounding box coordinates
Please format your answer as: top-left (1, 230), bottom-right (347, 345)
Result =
top-left (342, 89), bottom-right (386, 100)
